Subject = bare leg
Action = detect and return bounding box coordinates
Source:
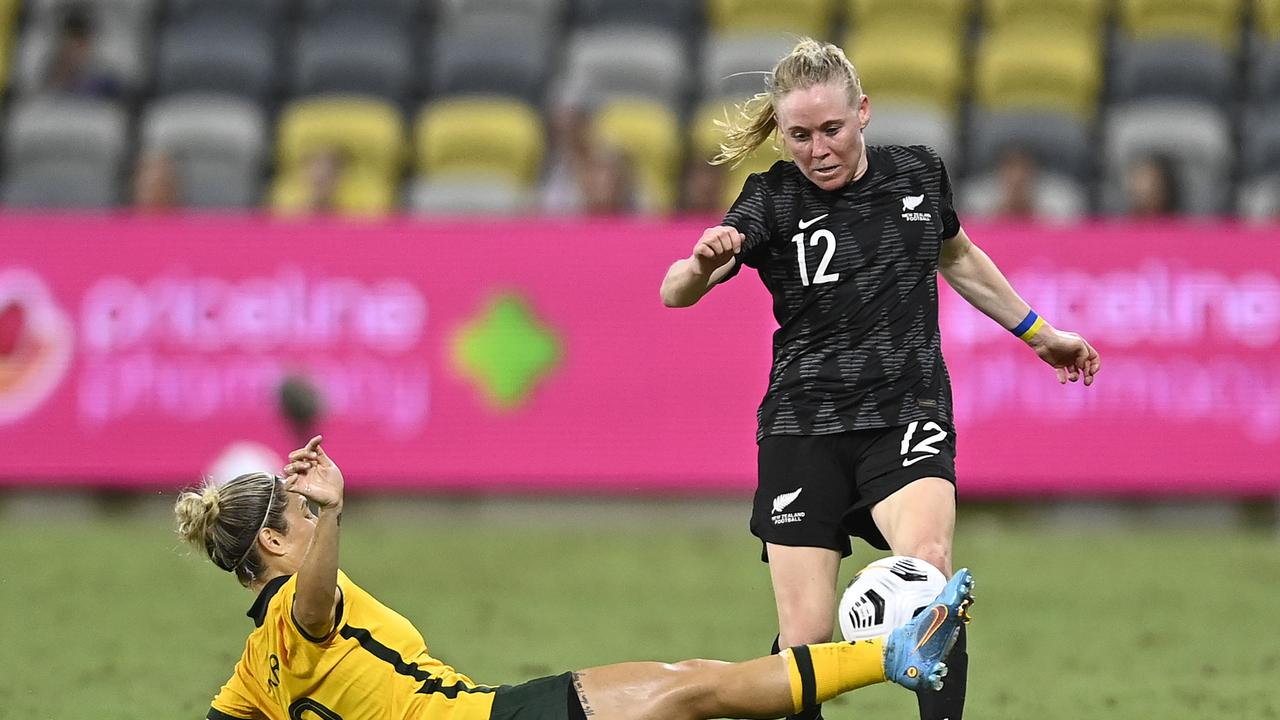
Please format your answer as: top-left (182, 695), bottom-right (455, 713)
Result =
top-left (571, 655), bottom-right (796, 720)
top-left (765, 545), bottom-right (841, 648)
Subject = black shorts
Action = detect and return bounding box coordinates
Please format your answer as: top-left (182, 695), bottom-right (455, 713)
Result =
top-left (750, 422), bottom-right (957, 559)
top-left (489, 672), bottom-right (585, 720)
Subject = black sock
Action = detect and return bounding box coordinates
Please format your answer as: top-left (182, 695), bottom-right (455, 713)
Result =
top-left (916, 624), bottom-right (968, 720)
top-left (772, 635), bottom-right (824, 720)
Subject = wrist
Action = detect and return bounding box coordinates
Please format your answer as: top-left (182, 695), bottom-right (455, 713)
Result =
top-left (1010, 309), bottom-right (1047, 344)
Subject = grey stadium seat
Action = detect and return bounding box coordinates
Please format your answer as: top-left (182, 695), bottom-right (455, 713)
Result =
top-left (574, 0), bottom-right (698, 32)
top-left (302, 0), bottom-right (423, 21)
top-left (407, 175), bottom-right (534, 215)
top-left (155, 13), bottom-right (276, 102)
top-left (439, 0), bottom-right (565, 24)
top-left (431, 15), bottom-right (554, 104)
top-left (1252, 43), bottom-right (1280, 105)
top-left (1238, 174), bottom-right (1280, 220)
top-left (1103, 100), bottom-right (1233, 215)
top-left (5, 96), bottom-right (128, 170)
top-left (558, 27), bottom-right (688, 109)
top-left (14, 1), bottom-right (156, 95)
top-left (141, 94), bottom-right (268, 208)
top-left (1111, 39), bottom-right (1233, 106)
top-left (700, 34), bottom-right (795, 100)
top-left (167, 0), bottom-right (289, 25)
top-left (864, 105), bottom-right (958, 165)
top-left (2, 162), bottom-right (119, 209)
top-left (959, 172), bottom-right (1088, 222)
top-left (293, 13), bottom-right (413, 102)
top-left (1243, 108), bottom-right (1280, 176)
top-left (968, 110), bottom-right (1092, 180)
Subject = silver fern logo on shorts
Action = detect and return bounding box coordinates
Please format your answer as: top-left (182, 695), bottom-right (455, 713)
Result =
top-left (771, 488), bottom-right (805, 524)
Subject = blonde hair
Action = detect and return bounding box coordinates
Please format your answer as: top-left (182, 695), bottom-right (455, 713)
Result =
top-left (175, 472), bottom-right (287, 586)
top-left (713, 38), bottom-right (864, 168)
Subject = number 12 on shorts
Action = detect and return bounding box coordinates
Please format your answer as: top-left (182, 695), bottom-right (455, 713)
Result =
top-left (900, 421), bottom-right (947, 467)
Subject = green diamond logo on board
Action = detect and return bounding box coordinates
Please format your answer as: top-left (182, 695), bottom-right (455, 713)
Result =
top-left (452, 293), bottom-right (563, 410)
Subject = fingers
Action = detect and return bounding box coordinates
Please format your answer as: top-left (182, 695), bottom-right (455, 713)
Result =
top-left (1055, 366), bottom-right (1068, 384)
top-left (695, 226), bottom-right (745, 257)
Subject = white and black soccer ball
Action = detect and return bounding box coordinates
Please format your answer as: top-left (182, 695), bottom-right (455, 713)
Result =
top-left (838, 556), bottom-right (947, 641)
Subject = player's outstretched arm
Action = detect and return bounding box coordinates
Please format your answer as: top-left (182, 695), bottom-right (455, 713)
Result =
top-left (660, 225), bottom-right (745, 307)
top-left (284, 435), bottom-right (345, 639)
top-left (939, 228), bottom-right (1100, 385)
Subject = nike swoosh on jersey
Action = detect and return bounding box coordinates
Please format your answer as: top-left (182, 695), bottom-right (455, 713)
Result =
top-left (797, 213), bottom-right (829, 229)
top-left (902, 455), bottom-right (936, 467)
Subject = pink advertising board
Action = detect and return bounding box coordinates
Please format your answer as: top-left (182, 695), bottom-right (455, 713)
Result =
top-left (0, 215), bottom-right (1276, 496)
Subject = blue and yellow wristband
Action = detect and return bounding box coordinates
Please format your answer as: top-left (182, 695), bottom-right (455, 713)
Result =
top-left (1010, 309), bottom-right (1046, 342)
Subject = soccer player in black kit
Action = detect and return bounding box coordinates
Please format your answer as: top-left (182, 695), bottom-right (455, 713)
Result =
top-left (660, 39), bottom-right (1100, 720)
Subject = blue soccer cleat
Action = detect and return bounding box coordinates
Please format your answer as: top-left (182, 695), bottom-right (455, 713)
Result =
top-left (883, 568), bottom-right (975, 692)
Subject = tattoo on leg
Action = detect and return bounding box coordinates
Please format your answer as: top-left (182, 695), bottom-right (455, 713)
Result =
top-left (571, 672), bottom-right (595, 717)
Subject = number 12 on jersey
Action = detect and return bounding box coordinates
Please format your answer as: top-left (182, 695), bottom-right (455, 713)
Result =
top-left (791, 230), bottom-right (840, 286)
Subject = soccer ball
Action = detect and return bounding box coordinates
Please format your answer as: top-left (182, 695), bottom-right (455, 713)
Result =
top-left (838, 556), bottom-right (946, 641)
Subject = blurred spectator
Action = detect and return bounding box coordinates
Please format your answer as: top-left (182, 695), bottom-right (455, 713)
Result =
top-left (681, 156), bottom-right (727, 214)
top-left (581, 145), bottom-right (638, 216)
top-left (42, 5), bottom-right (121, 98)
top-left (300, 145), bottom-right (348, 214)
top-left (540, 105), bottom-right (593, 214)
top-left (960, 147), bottom-right (1085, 222)
top-left (1124, 154), bottom-right (1182, 218)
top-left (131, 150), bottom-right (181, 212)
top-left (279, 374), bottom-right (323, 447)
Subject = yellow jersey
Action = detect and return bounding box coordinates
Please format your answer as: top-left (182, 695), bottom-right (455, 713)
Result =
top-left (207, 571), bottom-right (499, 720)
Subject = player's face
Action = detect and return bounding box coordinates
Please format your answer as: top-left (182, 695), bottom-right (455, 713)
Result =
top-left (276, 491), bottom-right (320, 569)
top-left (776, 81), bottom-right (871, 191)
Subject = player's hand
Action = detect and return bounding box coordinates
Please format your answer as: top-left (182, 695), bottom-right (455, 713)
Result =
top-left (283, 435), bottom-right (344, 510)
top-left (690, 225), bottom-right (744, 275)
top-left (1028, 328), bottom-right (1100, 386)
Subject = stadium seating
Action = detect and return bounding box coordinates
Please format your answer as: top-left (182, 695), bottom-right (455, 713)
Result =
top-left (1104, 100), bottom-right (1234, 214)
top-left (1253, 42), bottom-right (1280, 106)
top-left (2, 96), bottom-right (128, 208)
top-left (700, 33), bottom-right (795, 101)
top-left (292, 12), bottom-right (414, 103)
top-left (558, 27), bottom-right (688, 110)
top-left (441, 0), bottom-right (565, 24)
top-left (983, 0), bottom-right (1107, 35)
top-left (0, 0), bottom-right (17, 95)
top-left (706, 0), bottom-right (837, 38)
top-left (1118, 0), bottom-right (1244, 49)
top-left (407, 176), bottom-right (535, 215)
top-left (141, 94), bottom-right (268, 209)
top-left (155, 10), bottom-right (277, 103)
top-left (416, 98), bottom-right (545, 186)
top-left (272, 97), bottom-right (407, 215)
top-left (430, 13), bottom-right (554, 105)
top-left (847, 34), bottom-right (965, 112)
top-left (14, 0), bottom-right (157, 96)
top-left (590, 99), bottom-right (682, 212)
top-left (167, 0), bottom-right (290, 26)
top-left (865, 106), bottom-right (958, 162)
top-left (302, 0), bottom-right (424, 22)
top-left (846, 0), bottom-right (971, 36)
top-left (1111, 39), bottom-right (1234, 105)
top-left (577, 0), bottom-right (699, 32)
top-left (974, 31), bottom-right (1102, 118)
top-left (968, 111), bottom-right (1092, 179)
top-left (1259, 0), bottom-right (1280, 38)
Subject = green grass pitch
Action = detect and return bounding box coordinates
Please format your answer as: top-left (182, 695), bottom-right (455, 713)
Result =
top-left (0, 497), bottom-right (1275, 719)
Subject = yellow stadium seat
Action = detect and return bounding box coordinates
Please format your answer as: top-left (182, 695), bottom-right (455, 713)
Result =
top-left (690, 98), bottom-right (752, 161)
top-left (590, 99), bottom-right (683, 213)
top-left (270, 168), bottom-right (398, 217)
top-left (847, 33), bottom-right (966, 111)
top-left (974, 31), bottom-right (1102, 117)
top-left (1119, 0), bottom-right (1244, 49)
top-left (1257, 0), bottom-right (1280, 38)
top-left (707, 0), bottom-right (839, 38)
top-left (416, 98), bottom-right (545, 187)
top-left (0, 0), bottom-right (17, 95)
top-left (277, 97), bottom-right (407, 179)
top-left (847, 0), bottom-right (972, 35)
top-left (983, 0), bottom-right (1108, 34)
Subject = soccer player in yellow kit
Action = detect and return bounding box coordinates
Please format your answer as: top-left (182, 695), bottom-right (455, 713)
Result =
top-left (176, 437), bottom-right (974, 720)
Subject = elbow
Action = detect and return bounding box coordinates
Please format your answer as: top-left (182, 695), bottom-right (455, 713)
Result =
top-left (660, 284), bottom-right (693, 308)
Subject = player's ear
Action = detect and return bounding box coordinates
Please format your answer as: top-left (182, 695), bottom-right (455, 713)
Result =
top-left (857, 95), bottom-right (870, 130)
top-left (259, 527), bottom-right (288, 557)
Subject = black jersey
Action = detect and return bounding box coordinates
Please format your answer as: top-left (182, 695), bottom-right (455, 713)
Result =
top-left (720, 144), bottom-right (961, 440)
